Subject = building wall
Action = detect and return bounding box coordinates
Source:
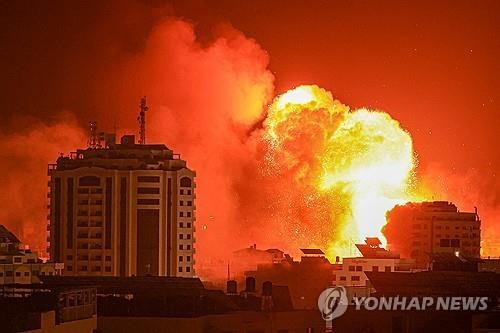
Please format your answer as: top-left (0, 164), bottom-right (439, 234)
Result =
top-left (0, 263), bottom-right (61, 284)
top-left (334, 257), bottom-right (397, 287)
top-left (98, 311), bottom-right (325, 333)
top-left (49, 167), bottom-right (195, 277)
top-left (23, 311), bottom-right (96, 333)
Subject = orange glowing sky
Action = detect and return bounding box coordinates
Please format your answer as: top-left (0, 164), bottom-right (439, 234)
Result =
top-left (0, 1), bottom-right (499, 259)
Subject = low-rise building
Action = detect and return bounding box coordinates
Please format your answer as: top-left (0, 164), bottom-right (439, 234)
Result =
top-left (0, 225), bottom-right (63, 284)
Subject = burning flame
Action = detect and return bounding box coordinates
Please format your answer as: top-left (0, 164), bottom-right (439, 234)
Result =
top-left (264, 85), bottom-right (421, 258)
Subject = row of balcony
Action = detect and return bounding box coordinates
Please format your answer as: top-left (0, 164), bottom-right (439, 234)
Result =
top-left (77, 200), bottom-right (103, 205)
top-left (77, 221), bottom-right (103, 228)
top-left (77, 233), bottom-right (103, 239)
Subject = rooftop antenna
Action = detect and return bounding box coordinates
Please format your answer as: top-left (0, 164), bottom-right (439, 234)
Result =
top-left (88, 121), bottom-right (101, 149)
top-left (138, 96), bottom-right (148, 145)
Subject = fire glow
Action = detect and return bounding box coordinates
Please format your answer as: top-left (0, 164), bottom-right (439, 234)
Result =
top-left (264, 85), bottom-right (421, 258)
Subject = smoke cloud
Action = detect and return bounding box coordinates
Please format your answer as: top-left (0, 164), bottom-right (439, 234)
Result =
top-left (0, 114), bottom-right (86, 254)
top-left (1, 14), bottom-right (498, 281)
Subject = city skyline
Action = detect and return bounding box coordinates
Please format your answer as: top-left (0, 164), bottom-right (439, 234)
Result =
top-left (0, 0), bottom-right (498, 274)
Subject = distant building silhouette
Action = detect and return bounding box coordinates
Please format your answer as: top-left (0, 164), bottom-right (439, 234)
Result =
top-left (48, 135), bottom-right (196, 277)
top-left (385, 201), bottom-right (481, 269)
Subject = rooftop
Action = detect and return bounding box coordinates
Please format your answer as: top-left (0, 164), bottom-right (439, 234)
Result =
top-left (50, 135), bottom-right (191, 172)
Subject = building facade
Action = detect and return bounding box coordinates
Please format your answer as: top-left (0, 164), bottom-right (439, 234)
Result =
top-left (332, 238), bottom-right (403, 300)
top-left (385, 201), bottom-right (481, 269)
top-left (48, 135), bottom-right (196, 277)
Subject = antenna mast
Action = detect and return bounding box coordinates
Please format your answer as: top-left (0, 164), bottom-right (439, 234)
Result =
top-left (138, 96), bottom-right (148, 145)
top-left (88, 121), bottom-right (101, 149)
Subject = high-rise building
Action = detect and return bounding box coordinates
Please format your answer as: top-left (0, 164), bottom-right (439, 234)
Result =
top-left (47, 135), bottom-right (196, 277)
top-left (384, 201), bottom-right (481, 268)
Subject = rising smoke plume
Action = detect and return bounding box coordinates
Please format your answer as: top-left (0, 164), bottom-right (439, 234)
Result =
top-left (0, 15), bottom-right (498, 279)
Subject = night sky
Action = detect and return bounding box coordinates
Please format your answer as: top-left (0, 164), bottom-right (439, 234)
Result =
top-left (1, 0), bottom-right (499, 254)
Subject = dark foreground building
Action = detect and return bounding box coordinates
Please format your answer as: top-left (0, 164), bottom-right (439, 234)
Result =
top-left (331, 271), bottom-right (500, 333)
top-left (32, 276), bottom-right (325, 333)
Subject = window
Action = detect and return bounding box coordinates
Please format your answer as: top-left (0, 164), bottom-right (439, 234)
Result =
top-left (356, 266), bottom-right (362, 271)
top-left (106, 256), bottom-right (111, 261)
top-left (105, 266), bottom-right (111, 272)
top-left (137, 176), bottom-right (160, 183)
top-left (179, 212), bottom-right (184, 217)
top-left (137, 187), bottom-right (160, 194)
top-left (351, 276), bottom-right (360, 281)
top-left (179, 244), bottom-right (184, 250)
top-left (348, 265), bottom-right (355, 271)
top-left (187, 190), bottom-right (192, 195)
top-left (186, 266), bottom-right (191, 272)
top-left (187, 256), bottom-right (191, 262)
top-left (67, 266), bottom-right (72, 271)
top-left (186, 245), bottom-right (191, 250)
top-left (24, 272), bottom-right (30, 277)
top-left (179, 234), bottom-right (184, 239)
top-left (180, 222), bottom-right (184, 228)
top-left (67, 255), bottom-right (73, 260)
top-left (14, 257), bottom-right (22, 263)
top-left (15, 272), bottom-right (21, 277)
top-left (137, 198), bottom-right (160, 205)
top-left (384, 266), bottom-right (391, 272)
top-left (187, 201), bottom-right (192, 206)
top-left (93, 266), bottom-right (101, 272)
top-left (180, 201), bottom-right (184, 206)
top-left (180, 177), bottom-right (192, 187)
top-left (78, 188), bottom-right (89, 194)
top-left (372, 266), bottom-right (379, 272)
top-left (339, 276), bottom-right (346, 281)
top-left (187, 222), bottom-right (191, 228)
top-left (451, 239), bottom-right (460, 247)
top-left (179, 256), bottom-right (183, 262)
top-left (80, 266), bottom-right (88, 271)
top-left (180, 189), bottom-right (184, 195)
top-left (79, 176), bottom-right (100, 186)
top-left (187, 212), bottom-right (192, 217)
top-left (186, 234), bottom-right (191, 240)
top-left (5, 271), bottom-right (12, 277)
top-left (440, 239), bottom-right (450, 247)
top-left (178, 267), bottom-right (183, 272)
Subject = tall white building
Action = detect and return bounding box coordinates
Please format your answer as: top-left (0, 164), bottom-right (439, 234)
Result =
top-left (48, 134), bottom-right (196, 277)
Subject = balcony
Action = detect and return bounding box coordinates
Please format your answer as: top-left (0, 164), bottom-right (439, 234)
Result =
top-left (77, 233), bottom-right (89, 238)
top-left (77, 221), bottom-right (89, 227)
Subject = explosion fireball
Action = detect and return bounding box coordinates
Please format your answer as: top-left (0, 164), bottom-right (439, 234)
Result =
top-left (264, 85), bottom-right (420, 258)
